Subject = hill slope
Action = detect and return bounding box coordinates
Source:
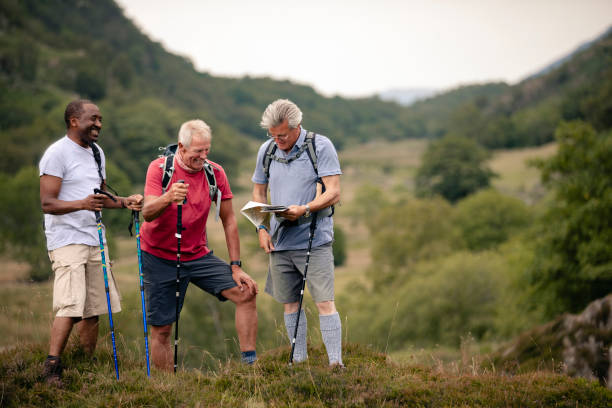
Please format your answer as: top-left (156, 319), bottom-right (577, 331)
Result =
top-left (0, 0), bottom-right (409, 184)
top-left (399, 26), bottom-right (612, 148)
top-left (2, 342), bottom-right (611, 407)
top-left (1, 2), bottom-right (611, 184)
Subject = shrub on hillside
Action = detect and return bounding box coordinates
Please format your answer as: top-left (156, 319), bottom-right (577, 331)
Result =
top-left (367, 197), bottom-right (464, 288)
top-left (415, 136), bottom-right (495, 203)
top-left (333, 224), bottom-right (346, 267)
top-left (0, 166), bottom-right (49, 280)
top-left (454, 189), bottom-right (533, 251)
top-left (352, 251), bottom-right (504, 349)
top-left (529, 121), bottom-right (612, 316)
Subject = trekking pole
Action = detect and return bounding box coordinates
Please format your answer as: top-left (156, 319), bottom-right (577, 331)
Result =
top-left (174, 180), bottom-right (186, 373)
top-left (289, 212), bottom-right (318, 365)
top-left (133, 210), bottom-right (151, 377)
top-left (93, 188), bottom-right (120, 380)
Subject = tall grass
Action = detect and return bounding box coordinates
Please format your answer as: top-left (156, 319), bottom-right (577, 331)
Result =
top-left (2, 341), bottom-right (610, 407)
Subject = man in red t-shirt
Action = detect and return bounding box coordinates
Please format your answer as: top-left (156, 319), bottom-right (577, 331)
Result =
top-left (141, 119), bottom-right (258, 369)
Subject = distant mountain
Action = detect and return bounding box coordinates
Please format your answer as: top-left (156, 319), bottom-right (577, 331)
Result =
top-left (378, 88), bottom-right (438, 106)
top-left (526, 25), bottom-right (612, 80)
top-left (395, 25), bottom-right (612, 148)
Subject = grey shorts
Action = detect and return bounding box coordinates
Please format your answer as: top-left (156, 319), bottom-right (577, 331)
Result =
top-left (265, 243), bottom-right (335, 304)
top-left (142, 250), bottom-right (237, 326)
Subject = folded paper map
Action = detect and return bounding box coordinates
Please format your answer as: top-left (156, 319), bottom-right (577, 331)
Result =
top-left (240, 201), bottom-right (288, 228)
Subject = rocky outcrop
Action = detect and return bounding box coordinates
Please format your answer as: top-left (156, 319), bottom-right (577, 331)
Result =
top-left (493, 294), bottom-right (612, 388)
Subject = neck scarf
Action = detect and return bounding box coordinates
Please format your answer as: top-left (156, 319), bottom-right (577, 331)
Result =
top-left (175, 151), bottom-right (202, 173)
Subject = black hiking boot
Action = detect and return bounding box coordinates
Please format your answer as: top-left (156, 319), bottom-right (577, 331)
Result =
top-left (43, 356), bottom-right (63, 387)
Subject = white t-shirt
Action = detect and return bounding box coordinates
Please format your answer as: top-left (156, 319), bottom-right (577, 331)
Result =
top-left (39, 136), bottom-right (107, 251)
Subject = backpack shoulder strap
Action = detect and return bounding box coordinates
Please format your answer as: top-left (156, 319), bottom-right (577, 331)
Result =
top-left (203, 161), bottom-right (218, 199)
top-left (158, 143), bottom-right (178, 193)
top-left (262, 139), bottom-right (277, 181)
top-left (204, 160), bottom-right (221, 221)
top-left (305, 132), bottom-right (334, 217)
top-left (90, 142), bottom-right (119, 195)
top-left (90, 142), bottom-right (104, 189)
top-left (304, 131), bottom-right (318, 177)
top-left (160, 154), bottom-right (175, 193)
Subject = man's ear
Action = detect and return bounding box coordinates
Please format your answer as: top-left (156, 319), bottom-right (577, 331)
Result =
top-left (69, 116), bottom-right (79, 128)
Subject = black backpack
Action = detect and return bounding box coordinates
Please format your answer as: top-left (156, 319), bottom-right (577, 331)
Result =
top-left (159, 144), bottom-right (221, 220)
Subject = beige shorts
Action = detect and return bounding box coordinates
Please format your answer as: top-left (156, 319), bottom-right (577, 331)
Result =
top-left (48, 244), bottom-right (121, 318)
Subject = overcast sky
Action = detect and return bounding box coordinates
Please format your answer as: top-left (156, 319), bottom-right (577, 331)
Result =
top-left (115, 0), bottom-right (612, 98)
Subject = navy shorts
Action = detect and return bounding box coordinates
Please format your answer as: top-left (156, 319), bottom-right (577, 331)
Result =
top-left (142, 250), bottom-right (237, 326)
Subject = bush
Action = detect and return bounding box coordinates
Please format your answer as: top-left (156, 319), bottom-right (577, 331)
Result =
top-left (367, 197), bottom-right (464, 288)
top-left (454, 189), bottom-right (532, 251)
top-left (415, 136), bottom-right (495, 202)
top-left (529, 121), bottom-right (612, 316)
top-left (0, 166), bottom-right (50, 280)
top-left (333, 224), bottom-right (346, 267)
top-left (351, 251), bottom-right (504, 349)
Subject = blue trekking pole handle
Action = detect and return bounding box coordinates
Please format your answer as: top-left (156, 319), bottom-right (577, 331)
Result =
top-left (133, 210), bottom-right (151, 377)
top-left (93, 188), bottom-right (120, 380)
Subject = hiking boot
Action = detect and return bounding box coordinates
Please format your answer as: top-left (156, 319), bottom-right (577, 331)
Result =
top-left (43, 357), bottom-right (63, 387)
top-left (329, 362), bottom-right (346, 371)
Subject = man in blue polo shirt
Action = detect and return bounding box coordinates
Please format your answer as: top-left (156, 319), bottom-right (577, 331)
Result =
top-left (251, 99), bottom-right (343, 367)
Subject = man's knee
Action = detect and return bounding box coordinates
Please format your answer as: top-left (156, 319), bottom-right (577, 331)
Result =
top-left (223, 286), bottom-right (257, 307)
top-left (316, 301), bottom-right (337, 315)
top-left (151, 324), bottom-right (172, 342)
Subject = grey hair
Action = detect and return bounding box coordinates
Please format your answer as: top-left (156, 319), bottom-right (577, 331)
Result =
top-left (260, 99), bottom-right (302, 129)
top-left (178, 119), bottom-right (211, 147)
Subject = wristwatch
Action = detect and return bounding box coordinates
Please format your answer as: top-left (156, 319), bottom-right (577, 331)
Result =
top-left (230, 260), bottom-right (242, 267)
top-left (304, 204), bottom-right (311, 218)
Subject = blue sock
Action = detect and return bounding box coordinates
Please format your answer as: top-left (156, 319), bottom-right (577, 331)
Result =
top-left (241, 350), bottom-right (257, 365)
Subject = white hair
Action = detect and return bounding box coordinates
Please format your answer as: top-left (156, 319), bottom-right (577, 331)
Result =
top-left (178, 119), bottom-right (211, 147)
top-left (260, 99), bottom-right (303, 129)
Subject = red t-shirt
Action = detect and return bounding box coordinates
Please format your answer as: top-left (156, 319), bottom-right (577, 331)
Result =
top-left (140, 157), bottom-right (233, 261)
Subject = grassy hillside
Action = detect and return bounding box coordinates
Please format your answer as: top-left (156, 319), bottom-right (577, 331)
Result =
top-left (2, 341), bottom-right (611, 407)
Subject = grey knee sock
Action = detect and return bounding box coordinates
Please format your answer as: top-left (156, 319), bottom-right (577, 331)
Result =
top-left (320, 312), bottom-right (343, 365)
top-left (284, 310), bottom-right (307, 362)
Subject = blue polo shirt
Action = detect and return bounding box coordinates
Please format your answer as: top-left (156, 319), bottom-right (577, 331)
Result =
top-left (252, 128), bottom-right (342, 251)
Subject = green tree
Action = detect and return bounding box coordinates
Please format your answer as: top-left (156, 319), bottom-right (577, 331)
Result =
top-left (332, 224), bottom-right (346, 267)
top-left (0, 166), bottom-right (49, 281)
top-left (415, 136), bottom-right (495, 202)
top-left (529, 121), bottom-right (612, 316)
top-left (347, 184), bottom-right (389, 228)
top-left (454, 189), bottom-right (532, 251)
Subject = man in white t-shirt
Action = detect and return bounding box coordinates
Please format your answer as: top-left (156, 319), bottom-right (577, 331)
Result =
top-left (39, 99), bottom-right (143, 386)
